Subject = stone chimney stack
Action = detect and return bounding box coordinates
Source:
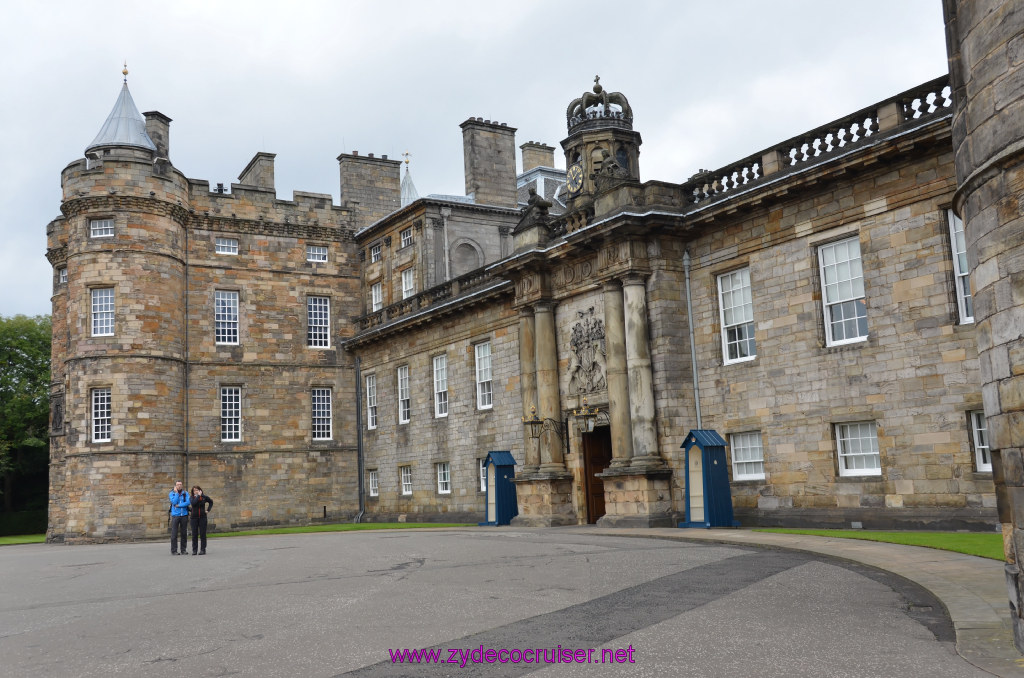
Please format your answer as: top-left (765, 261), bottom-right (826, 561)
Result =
top-left (238, 152), bottom-right (276, 190)
top-left (143, 111), bottom-right (171, 161)
top-left (520, 141), bottom-right (556, 172)
top-left (460, 118), bottom-right (518, 208)
top-left (337, 151), bottom-right (401, 229)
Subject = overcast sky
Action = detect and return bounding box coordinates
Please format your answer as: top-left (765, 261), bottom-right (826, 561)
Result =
top-left (0, 0), bottom-right (949, 318)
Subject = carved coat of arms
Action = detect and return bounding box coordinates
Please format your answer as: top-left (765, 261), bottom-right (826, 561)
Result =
top-left (567, 308), bottom-right (606, 395)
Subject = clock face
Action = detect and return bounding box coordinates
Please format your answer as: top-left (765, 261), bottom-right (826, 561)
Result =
top-left (567, 162), bottom-right (584, 194)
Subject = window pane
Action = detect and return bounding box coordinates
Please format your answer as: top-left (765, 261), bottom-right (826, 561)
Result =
top-left (92, 388), bottom-right (111, 442)
top-left (215, 291), bottom-right (239, 344)
top-left (215, 237), bottom-right (238, 255)
top-left (306, 245), bottom-right (328, 262)
top-left (307, 296), bottom-right (330, 348)
top-left (476, 342), bottom-right (492, 409)
top-left (90, 219), bottom-right (114, 237)
top-left (366, 375), bottom-right (377, 429)
top-left (719, 269), bottom-right (756, 363)
top-left (312, 388), bottom-right (332, 440)
top-left (836, 421), bottom-right (880, 476)
top-left (730, 431), bottom-right (764, 480)
top-left (434, 355), bottom-right (448, 417)
top-left (398, 365), bottom-right (410, 423)
top-left (91, 288), bottom-right (114, 336)
top-left (221, 387), bottom-right (241, 441)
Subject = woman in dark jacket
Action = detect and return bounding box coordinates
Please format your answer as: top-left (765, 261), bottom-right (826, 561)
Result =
top-left (189, 485), bottom-right (214, 555)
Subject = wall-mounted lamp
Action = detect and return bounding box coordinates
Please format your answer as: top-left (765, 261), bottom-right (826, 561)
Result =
top-left (522, 405), bottom-right (569, 456)
top-left (572, 397), bottom-right (610, 433)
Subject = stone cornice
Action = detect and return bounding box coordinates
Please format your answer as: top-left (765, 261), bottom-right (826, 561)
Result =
top-left (61, 195), bottom-right (192, 226)
top-left (46, 246), bottom-right (67, 266)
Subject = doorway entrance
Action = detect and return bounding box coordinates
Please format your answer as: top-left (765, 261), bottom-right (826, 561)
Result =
top-left (582, 427), bottom-right (612, 524)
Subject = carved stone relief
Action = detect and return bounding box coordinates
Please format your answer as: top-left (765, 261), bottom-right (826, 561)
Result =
top-left (51, 393), bottom-right (64, 434)
top-left (567, 307), bottom-right (606, 395)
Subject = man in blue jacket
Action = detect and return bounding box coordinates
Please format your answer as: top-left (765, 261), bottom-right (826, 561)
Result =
top-left (169, 480), bottom-right (190, 555)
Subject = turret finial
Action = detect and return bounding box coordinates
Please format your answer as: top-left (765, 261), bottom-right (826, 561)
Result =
top-left (593, 75), bottom-right (602, 94)
top-left (122, 61), bottom-right (128, 83)
top-left (402, 151), bottom-right (412, 166)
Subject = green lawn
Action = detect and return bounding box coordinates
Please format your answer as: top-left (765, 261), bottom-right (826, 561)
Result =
top-left (210, 522), bottom-right (474, 538)
top-left (752, 528), bottom-right (1004, 560)
top-left (0, 534), bottom-right (46, 546)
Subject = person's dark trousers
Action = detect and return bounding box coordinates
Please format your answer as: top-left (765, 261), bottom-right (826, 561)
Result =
top-left (170, 515), bottom-right (188, 554)
top-left (190, 515), bottom-right (208, 554)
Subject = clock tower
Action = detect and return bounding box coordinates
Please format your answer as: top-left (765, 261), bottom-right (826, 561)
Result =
top-left (561, 76), bottom-right (642, 206)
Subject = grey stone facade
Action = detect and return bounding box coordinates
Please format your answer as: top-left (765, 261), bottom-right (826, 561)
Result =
top-left (48, 45), bottom-right (1014, 542)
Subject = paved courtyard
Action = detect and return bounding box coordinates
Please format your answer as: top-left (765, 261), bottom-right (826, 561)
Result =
top-left (0, 527), bottom-right (994, 677)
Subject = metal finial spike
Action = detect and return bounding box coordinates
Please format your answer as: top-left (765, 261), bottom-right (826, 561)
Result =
top-left (122, 61), bottom-right (128, 83)
top-left (402, 151), bottom-right (412, 165)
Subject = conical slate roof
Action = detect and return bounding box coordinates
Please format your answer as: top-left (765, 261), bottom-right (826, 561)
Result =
top-left (400, 166), bottom-right (420, 207)
top-left (85, 82), bottom-right (157, 154)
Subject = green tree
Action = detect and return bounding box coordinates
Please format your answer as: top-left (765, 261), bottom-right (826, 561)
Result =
top-left (0, 315), bottom-right (51, 513)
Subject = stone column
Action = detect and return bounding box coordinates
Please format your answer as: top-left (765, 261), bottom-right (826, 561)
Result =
top-left (534, 301), bottom-right (564, 471)
top-left (944, 0), bottom-right (1024, 651)
top-left (602, 280), bottom-right (634, 467)
top-left (518, 306), bottom-right (540, 473)
top-left (622, 275), bottom-right (661, 467)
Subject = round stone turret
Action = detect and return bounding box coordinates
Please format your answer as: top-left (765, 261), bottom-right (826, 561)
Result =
top-left (49, 78), bottom-right (190, 543)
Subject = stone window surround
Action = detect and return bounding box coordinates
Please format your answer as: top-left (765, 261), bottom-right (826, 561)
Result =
top-left (400, 227), bottom-right (413, 249)
top-left (716, 266), bottom-right (757, 365)
top-left (58, 267), bottom-right (67, 285)
top-left (369, 242), bottom-right (382, 263)
top-left (367, 469), bottom-right (379, 498)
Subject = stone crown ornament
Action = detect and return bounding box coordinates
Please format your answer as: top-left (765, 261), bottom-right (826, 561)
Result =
top-left (566, 76), bottom-right (633, 131)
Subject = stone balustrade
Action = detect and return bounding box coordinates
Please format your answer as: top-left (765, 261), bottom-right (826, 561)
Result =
top-left (356, 267), bottom-right (503, 331)
top-left (681, 75), bottom-right (952, 207)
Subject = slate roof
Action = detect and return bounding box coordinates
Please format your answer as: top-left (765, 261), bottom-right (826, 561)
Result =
top-left (85, 82), bottom-right (157, 154)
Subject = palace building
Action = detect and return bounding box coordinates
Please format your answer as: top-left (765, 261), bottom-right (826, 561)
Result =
top-left (46, 69), bottom-right (997, 542)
